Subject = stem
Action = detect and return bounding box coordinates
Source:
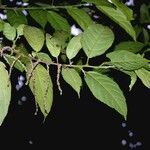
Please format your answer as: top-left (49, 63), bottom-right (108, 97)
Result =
top-left (50, 63), bottom-right (115, 69)
top-left (1, 47), bottom-right (115, 73)
top-left (0, 3), bottom-right (87, 10)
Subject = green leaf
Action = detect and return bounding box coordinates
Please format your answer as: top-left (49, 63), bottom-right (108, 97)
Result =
top-left (0, 20), bottom-right (4, 32)
top-left (135, 68), bottom-right (150, 89)
top-left (121, 70), bottom-right (137, 91)
top-left (53, 31), bottom-right (70, 49)
top-left (83, 0), bottom-right (136, 40)
top-left (107, 50), bottom-right (149, 70)
top-left (142, 28), bottom-right (149, 43)
top-left (29, 10), bottom-right (47, 28)
top-left (35, 52), bottom-right (52, 64)
top-left (23, 26), bottom-right (44, 52)
top-left (17, 24), bottom-right (25, 37)
top-left (111, 0), bottom-right (133, 21)
top-left (7, 10), bottom-right (27, 27)
top-left (85, 71), bottom-right (127, 119)
top-left (46, 33), bottom-right (61, 57)
top-left (66, 33), bottom-right (82, 59)
top-left (47, 11), bottom-right (70, 33)
top-left (140, 4), bottom-right (150, 24)
top-left (114, 41), bottom-right (145, 53)
top-left (3, 23), bottom-right (16, 41)
top-left (29, 64), bottom-right (53, 117)
top-left (3, 54), bottom-right (26, 72)
top-left (67, 7), bottom-right (93, 30)
top-left (81, 24), bottom-right (114, 58)
top-left (62, 68), bottom-right (82, 98)
top-left (0, 62), bottom-right (11, 125)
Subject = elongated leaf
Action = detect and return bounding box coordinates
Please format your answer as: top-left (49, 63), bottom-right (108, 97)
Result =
top-left (122, 70), bottom-right (137, 91)
top-left (83, 0), bottom-right (136, 40)
top-left (23, 26), bottom-right (44, 52)
top-left (29, 64), bottom-right (53, 117)
top-left (66, 33), bottom-right (82, 59)
top-left (7, 10), bottom-right (27, 27)
top-left (0, 62), bottom-right (11, 125)
top-left (0, 20), bottom-right (4, 32)
top-left (111, 0), bottom-right (133, 21)
top-left (36, 52), bottom-right (52, 64)
top-left (29, 10), bottom-right (47, 28)
top-left (81, 24), bottom-right (114, 58)
top-left (114, 41), bottom-right (145, 53)
top-left (107, 50), bottom-right (149, 70)
top-left (135, 68), bottom-right (150, 89)
top-left (143, 28), bottom-right (149, 43)
top-left (85, 71), bottom-right (127, 119)
top-left (47, 11), bottom-right (70, 33)
top-left (3, 54), bottom-right (26, 72)
top-left (67, 7), bottom-right (93, 30)
top-left (3, 23), bottom-right (16, 41)
top-left (62, 68), bottom-right (82, 98)
top-left (46, 33), bottom-right (61, 57)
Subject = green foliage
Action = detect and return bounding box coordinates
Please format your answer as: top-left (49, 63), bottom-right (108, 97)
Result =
top-left (29, 10), bottom-right (47, 28)
top-left (114, 41), bottom-right (145, 53)
top-left (46, 33), bottom-right (61, 57)
top-left (66, 33), bottom-right (82, 59)
top-left (85, 71), bottom-right (127, 119)
top-left (3, 23), bottom-right (16, 41)
top-left (67, 7), bottom-right (93, 30)
top-left (83, 0), bottom-right (136, 40)
top-left (135, 68), bottom-right (150, 89)
top-left (81, 24), bottom-right (114, 58)
top-left (3, 54), bottom-right (26, 72)
top-left (29, 64), bottom-right (53, 117)
top-left (47, 11), bottom-right (70, 33)
top-left (0, 1), bottom-right (149, 125)
top-left (62, 68), bottom-right (82, 97)
top-left (23, 26), bottom-right (45, 52)
top-left (107, 50), bottom-right (149, 70)
top-left (0, 62), bottom-right (11, 125)
top-left (7, 10), bottom-right (27, 27)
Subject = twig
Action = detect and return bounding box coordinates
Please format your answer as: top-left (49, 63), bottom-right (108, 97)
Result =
top-left (8, 55), bottom-right (21, 79)
top-left (0, 3), bottom-right (89, 10)
top-left (57, 64), bottom-right (62, 95)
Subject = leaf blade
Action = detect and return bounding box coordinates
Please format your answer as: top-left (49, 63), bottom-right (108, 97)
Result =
top-left (29, 10), bottom-right (47, 28)
top-left (47, 11), bottom-right (70, 33)
top-left (4, 54), bottom-right (26, 72)
top-left (66, 33), bottom-right (82, 59)
top-left (46, 33), bottom-right (61, 58)
top-left (135, 68), bottom-right (150, 89)
top-left (85, 71), bottom-right (127, 119)
top-left (81, 24), bottom-right (114, 58)
top-left (0, 62), bottom-right (11, 125)
top-left (83, 0), bottom-right (136, 40)
top-left (114, 41), bottom-right (145, 53)
top-left (62, 68), bottom-right (82, 98)
top-left (29, 64), bottom-right (53, 117)
top-left (67, 7), bottom-right (93, 30)
top-left (7, 10), bottom-right (27, 27)
top-left (107, 50), bottom-right (149, 70)
top-left (23, 26), bottom-right (44, 52)
top-left (3, 23), bottom-right (16, 41)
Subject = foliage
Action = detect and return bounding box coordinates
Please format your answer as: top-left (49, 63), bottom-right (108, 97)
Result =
top-left (0, 0), bottom-right (150, 125)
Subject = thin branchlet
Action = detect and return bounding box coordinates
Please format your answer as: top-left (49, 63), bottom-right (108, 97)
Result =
top-left (57, 64), bottom-right (63, 95)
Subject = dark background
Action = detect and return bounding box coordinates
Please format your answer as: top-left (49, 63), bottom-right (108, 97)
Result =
top-left (0, 0), bottom-right (149, 149)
